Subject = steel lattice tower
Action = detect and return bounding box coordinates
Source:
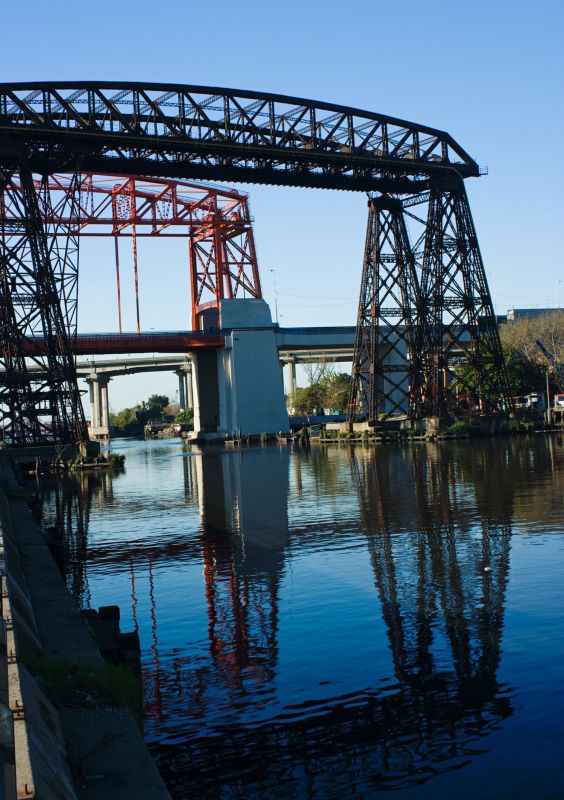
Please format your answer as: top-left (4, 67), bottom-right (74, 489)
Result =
top-left (348, 196), bottom-right (423, 423)
top-left (0, 167), bottom-right (87, 446)
top-left (418, 174), bottom-right (512, 418)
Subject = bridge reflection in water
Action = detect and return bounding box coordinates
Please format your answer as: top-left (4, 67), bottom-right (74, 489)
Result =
top-left (35, 439), bottom-right (537, 798)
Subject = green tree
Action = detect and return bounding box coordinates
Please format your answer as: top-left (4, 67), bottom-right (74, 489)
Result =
top-left (109, 406), bottom-right (143, 437)
top-left (322, 372), bottom-right (351, 412)
top-left (503, 347), bottom-right (545, 395)
top-left (109, 393), bottom-right (173, 436)
top-left (292, 384), bottom-right (325, 415)
top-left (290, 367), bottom-right (351, 415)
top-left (175, 408), bottom-right (194, 426)
top-left (500, 311), bottom-right (564, 392)
top-left (147, 394), bottom-right (169, 411)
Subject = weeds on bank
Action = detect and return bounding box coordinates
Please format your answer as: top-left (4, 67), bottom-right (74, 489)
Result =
top-left (71, 452), bottom-right (125, 470)
top-left (0, 481), bottom-right (32, 500)
top-left (29, 656), bottom-right (141, 714)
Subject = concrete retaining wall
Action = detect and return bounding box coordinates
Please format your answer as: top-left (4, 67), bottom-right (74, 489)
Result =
top-left (0, 466), bottom-right (77, 800)
top-left (0, 456), bottom-right (170, 800)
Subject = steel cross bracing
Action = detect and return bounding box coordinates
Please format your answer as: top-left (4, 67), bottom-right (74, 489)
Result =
top-left (0, 83), bottom-right (479, 193)
top-left (348, 179), bottom-right (513, 424)
top-left (5, 172), bottom-right (262, 334)
top-left (417, 175), bottom-right (513, 417)
top-left (348, 196), bottom-right (423, 423)
top-left (0, 167), bottom-right (87, 446)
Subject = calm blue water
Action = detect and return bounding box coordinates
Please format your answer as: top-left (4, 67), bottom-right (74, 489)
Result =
top-left (40, 436), bottom-right (564, 799)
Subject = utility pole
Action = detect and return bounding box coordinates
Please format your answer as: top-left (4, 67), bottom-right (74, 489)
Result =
top-left (270, 268), bottom-right (279, 325)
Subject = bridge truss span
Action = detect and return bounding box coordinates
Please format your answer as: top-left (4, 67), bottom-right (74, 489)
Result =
top-left (0, 83), bottom-right (479, 193)
top-left (0, 169), bottom-right (262, 445)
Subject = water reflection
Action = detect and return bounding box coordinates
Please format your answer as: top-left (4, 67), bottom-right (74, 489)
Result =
top-left (35, 436), bottom-right (564, 799)
top-left (348, 445), bottom-right (513, 787)
top-left (185, 449), bottom-right (289, 717)
top-left (152, 443), bottom-right (516, 798)
top-left (35, 469), bottom-right (114, 607)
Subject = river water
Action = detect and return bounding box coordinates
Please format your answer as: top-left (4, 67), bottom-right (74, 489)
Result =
top-left (38, 436), bottom-right (564, 799)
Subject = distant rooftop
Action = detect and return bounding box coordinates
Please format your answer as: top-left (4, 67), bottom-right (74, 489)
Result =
top-left (506, 307), bottom-right (562, 321)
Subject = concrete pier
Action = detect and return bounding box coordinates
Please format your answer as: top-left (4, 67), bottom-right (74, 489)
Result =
top-left (286, 357), bottom-right (297, 398)
top-left (86, 374), bottom-right (111, 441)
top-left (176, 368), bottom-right (186, 409)
top-left (175, 365), bottom-right (193, 410)
top-left (192, 299), bottom-right (289, 440)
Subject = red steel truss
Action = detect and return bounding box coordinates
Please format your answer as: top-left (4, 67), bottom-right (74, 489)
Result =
top-left (5, 173), bottom-right (263, 332)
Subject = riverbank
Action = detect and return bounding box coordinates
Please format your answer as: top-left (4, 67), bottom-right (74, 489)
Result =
top-left (0, 454), bottom-right (170, 799)
top-left (317, 416), bottom-right (564, 444)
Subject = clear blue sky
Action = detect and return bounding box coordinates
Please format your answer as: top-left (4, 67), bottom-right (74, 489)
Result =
top-left (2, 0), bottom-right (563, 409)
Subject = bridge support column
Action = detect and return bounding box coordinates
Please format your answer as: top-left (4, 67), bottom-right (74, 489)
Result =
top-left (186, 364), bottom-right (194, 408)
top-left (99, 376), bottom-right (110, 433)
top-left (286, 358), bottom-right (297, 398)
top-left (176, 370), bottom-right (186, 409)
top-left (86, 379), bottom-right (101, 429)
top-left (86, 375), bottom-right (110, 441)
top-left (191, 351), bottom-right (221, 436)
top-left (191, 300), bottom-right (288, 440)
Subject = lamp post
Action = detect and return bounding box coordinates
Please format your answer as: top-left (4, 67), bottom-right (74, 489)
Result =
top-left (270, 268), bottom-right (279, 325)
top-left (556, 280), bottom-right (562, 309)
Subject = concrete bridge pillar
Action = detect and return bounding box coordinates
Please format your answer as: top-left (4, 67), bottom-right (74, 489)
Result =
top-left (86, 378), bottom-right (101, 428)
top-left (286, 358), bottom-right (297, 398)
top-left (192, 299), bottom-right (288, 440)
top-left (176, 365), bottom-right (194, 410)
top-left (176, 369), bottom-right (186, 409)
top-left (86, 374), bottom-right (110, 441)
top-left (99, 376), bottom-right (110, 431)
top-left (186, 363), bottom-right (194, 408)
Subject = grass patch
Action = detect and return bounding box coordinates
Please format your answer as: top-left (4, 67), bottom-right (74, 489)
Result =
top-left (0, 485), bottom-right (31, 500)
top-left (30, 657), bottom-right (142, 714)
top-left (446, 420), bottom-right (473, 436)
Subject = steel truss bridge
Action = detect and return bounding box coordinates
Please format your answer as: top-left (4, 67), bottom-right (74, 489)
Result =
top-left (0, 82), bottom-right (511, 446)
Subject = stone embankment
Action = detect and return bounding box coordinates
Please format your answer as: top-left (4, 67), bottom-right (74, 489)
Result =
top-left (144, 423), bottom-right (192, 439)
top-left (0, 455), bottom-right (170, 799)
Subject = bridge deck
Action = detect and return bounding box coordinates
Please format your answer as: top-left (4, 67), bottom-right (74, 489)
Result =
top-left (23, 327), bottom-right (357, 357)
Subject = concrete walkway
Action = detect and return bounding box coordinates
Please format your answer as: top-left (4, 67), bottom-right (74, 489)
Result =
top-left (0, 456), bottom-right (171, 799)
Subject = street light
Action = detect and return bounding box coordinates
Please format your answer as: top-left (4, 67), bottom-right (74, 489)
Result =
top-left (269, 268), bottom-right (279, 324)
top-left (555, 280), bottom-right (562, 309)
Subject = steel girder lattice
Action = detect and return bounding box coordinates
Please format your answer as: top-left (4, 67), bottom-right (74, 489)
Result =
top-left (0, 83), bottom-right (511, 431)
top-left (6, 173), bottom-right (262, 334)
top-left (349, 177), bottom-right (512, 424)
top-left (0, 83), bottom-right (480, 194)
top-left (417, 176), bottom-right (512, 418)
top-left (0, 168), bottom-right (87, 446)
top-left (189, 194), bottom-right (261, 330)
top-left (348, 196), bottom-right (423, 423)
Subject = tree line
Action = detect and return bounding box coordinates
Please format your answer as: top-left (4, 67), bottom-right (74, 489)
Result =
top-left (109, 394), bottom-right (193, 437)
top-left (499, 310), bottom-right (563, 394)
top-left (289, 364), bottom-right (351, 416)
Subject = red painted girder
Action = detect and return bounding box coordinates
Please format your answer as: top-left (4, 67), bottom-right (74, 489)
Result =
top-left (22, 332), bottom-right (225, 356)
